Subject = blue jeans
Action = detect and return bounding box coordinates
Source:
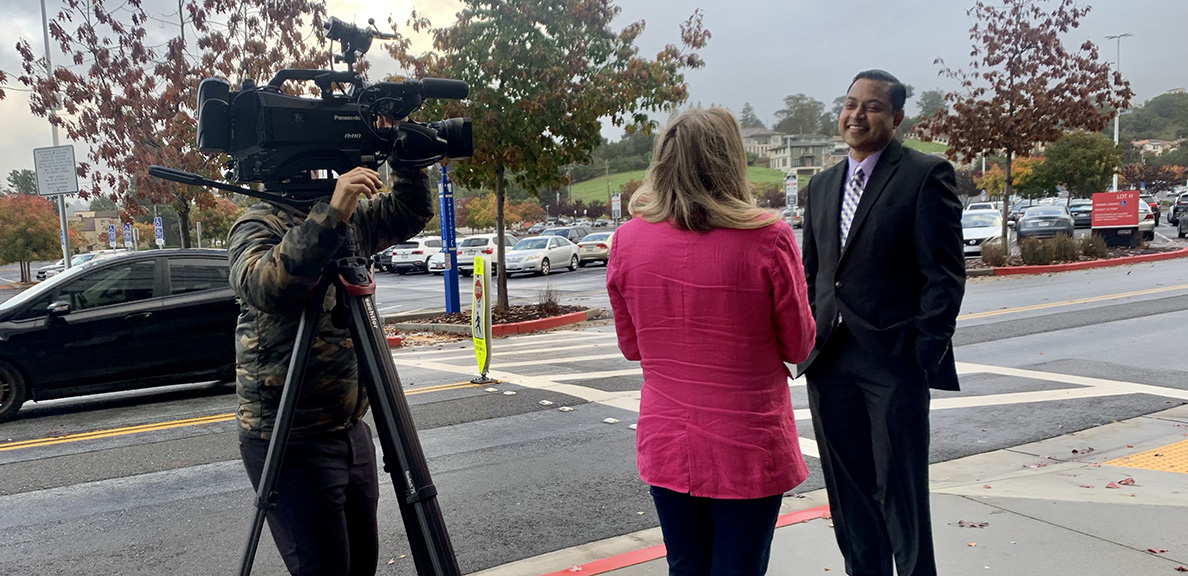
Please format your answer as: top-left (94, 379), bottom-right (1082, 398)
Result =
top-left (650, 486), bottom-right (784, 576)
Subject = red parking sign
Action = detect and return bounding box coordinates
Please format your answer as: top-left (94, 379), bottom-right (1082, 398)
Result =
top-left (1091, 190), bottom-right (1139, 228)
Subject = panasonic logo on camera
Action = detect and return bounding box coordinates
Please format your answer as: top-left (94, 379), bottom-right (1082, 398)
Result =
top-left (334, 115), bottom-right (362, 121)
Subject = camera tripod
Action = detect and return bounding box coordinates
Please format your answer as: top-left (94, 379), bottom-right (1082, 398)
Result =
top-left (238, 234), bottom-right (460, 576)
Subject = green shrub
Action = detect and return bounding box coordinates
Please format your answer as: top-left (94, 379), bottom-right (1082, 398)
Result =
top-left (1080, 233), bottom-right (1108, 259)
top-left (980, 241), bottom-right (1008, 267)
top-left (1020, 237), bottom-right (1053, 265)
top-left (1049, 234), bottom-right (1078, 262)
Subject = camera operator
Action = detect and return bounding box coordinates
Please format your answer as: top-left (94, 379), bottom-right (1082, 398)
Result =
top-left (227, 133), bottom-right (433, 575)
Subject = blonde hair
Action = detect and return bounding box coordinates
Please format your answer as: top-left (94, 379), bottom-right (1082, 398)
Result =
top-left (629, 107), bottom-right (777, 232)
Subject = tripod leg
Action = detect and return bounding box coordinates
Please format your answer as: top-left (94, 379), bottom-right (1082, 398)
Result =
top-left (341, 270), bottom-right (462, 576)
top-left (238, 283), bottom-right (330, 576)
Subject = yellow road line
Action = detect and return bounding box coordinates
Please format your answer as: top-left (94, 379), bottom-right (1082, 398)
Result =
top-left (958, 283), bottom-right (1188, 321)
top-left (0, 380), bottom-right (488, 452)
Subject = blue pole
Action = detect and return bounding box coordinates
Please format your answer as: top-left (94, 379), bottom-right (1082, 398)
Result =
top-left (438, 164), bottom-right (461, 313)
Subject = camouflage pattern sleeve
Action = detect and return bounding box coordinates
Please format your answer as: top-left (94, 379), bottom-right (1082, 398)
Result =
top-left (227, 201), bottom-right (348, 314)
top-left (352, 167), bottom-right (435, 257)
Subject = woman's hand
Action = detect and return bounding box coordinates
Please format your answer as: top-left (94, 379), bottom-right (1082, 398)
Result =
top-left (330, 166), bottom-right (382, 222)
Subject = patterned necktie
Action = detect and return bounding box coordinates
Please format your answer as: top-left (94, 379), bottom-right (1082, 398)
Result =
top-left (840, 166), bottom-right (865, 249)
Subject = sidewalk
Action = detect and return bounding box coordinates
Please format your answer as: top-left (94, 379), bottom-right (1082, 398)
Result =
top-left (475, 405), bottom-right (1188, 576)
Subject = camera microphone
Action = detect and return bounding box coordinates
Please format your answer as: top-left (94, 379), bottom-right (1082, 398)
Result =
top-left (418, 78), bottom-right (470, 100)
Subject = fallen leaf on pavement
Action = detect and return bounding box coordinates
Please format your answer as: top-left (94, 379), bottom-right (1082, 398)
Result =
top-left (967, 542), bottom-right (977, 547)
top-left (1080, 485), bottom-right (1094, 488)
top-left (1149, 548), bottom-right (1168, 554)
top-left (1107, 482), bottom-right (1121, 489)
top-left (1119, 478), bottom-right (1136, 486)
top-left (567, 566), bottom-right (583, 572)
top-left (1089, 463), bottom-right (1102, 467)
top-left (955, 520), bottom-right (989, 528)
top-left (1072, 447), bottom-right (1095, 454)
top-left (1174, 566), bottom-right (1187, 572)
top-left (983, 484), bottom-right (992, 489)
top-left (387, 559), bottom-right (396, 565)
top-left (1127, 445), bottom-right (1134, 448)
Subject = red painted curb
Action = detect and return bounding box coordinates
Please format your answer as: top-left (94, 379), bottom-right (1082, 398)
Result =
top-left (992, 246), bottom-right (1188, 276)
top-left (492, 311), bottom-right (588, 336)
top-left (385, 335), bottom-right (402, 347)
top-left (535, 505), bottom-right (829, 576)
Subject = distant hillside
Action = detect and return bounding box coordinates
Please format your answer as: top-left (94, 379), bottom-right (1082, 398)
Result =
top-left (568, 166), bottom-right (789, 204)
top-left (903, 139), bottom-right (948, 154)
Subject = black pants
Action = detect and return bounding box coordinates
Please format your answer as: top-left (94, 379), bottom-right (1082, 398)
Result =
top-left (650, 486), bottom-right (784, 576)
top-left (240, 421), bottom-right (380, 576)
top-left (806, 326), bottom-right (935, 576)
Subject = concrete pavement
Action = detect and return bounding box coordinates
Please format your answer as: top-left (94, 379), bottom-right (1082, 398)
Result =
top-left (473, 404), bottom-right (1188, 576)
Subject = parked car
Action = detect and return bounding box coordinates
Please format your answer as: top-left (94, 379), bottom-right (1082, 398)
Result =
top-left (961, 210), bottom-right (1004, 257)
top-left (781, 207), bottom-right (803, 228)
top-left (1067, 199), bottom-right (1093, 228)
top-left (1137, 199), bottom-right (1156, 241)
top-left (539, 226), bottom-right (592, 243)
top-left (1008, 201), bottom-right (1034, 224)
top-left (37, 250), bottom-right (128, 280)
top-left (526, 223), bottom-right (547, 235)
top-left (1179, 211), bottom-right (1188, 238)
top-left (456, 233), bottom-right (518, 275)
top-left (1169, 192), bottom-right (1188, 226)
top-left (1140, 194), bottom-right (1161, 226)
top-left (0, 249), bottom-right (237, 422)
top-left (1015, 205), bottom-right (1074, 240)
top-left (576, 232), bottom-right (614, 266)
top-left (965, 201), bottom-right (997, 212)
top-left (503, 236), bottom-right (580, 276)
top-left (593, 219), bottom-right (611, 228)
top-left (378, 237), bottom-right (442, 274)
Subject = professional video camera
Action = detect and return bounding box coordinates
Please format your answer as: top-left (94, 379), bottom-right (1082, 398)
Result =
top-left (152, 17), bottom-right (471, 204)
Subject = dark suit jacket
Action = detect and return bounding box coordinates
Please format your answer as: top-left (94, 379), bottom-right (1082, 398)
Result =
top-left (797, 138), bottom-right (965, 391)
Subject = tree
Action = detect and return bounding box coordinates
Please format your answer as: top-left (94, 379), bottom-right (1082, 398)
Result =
top-left (739, 102), bottom-right (765, 129)
top-left (916, 89), bottom-right (947, 118)
top-left (1120, 162), bottom-right (1181, 194)
top-left (1011, 157), bottom-right (1048, 198)
top-left (89, 196), bottom-right (119, 212)
top-left (18, 0), bottom-right (328, 248)
top-left (387, 1), bottom-right (708, 309)
top-left (954, 166), bottom-right (980, 200)
top-left (915, 0), bottom-right (1132, 252)
top-left (0, 195), bottom-right (60, 282)
top-left (4, 170), bottom-right (38, 195)
top-left (1036, 131), bottom-right (1121, 198)
top-left (975, 164), bottom-right (1006, 197)
top-left (192, 196), bottom-right (245, 247)
top-left (772, 94), bottom-right (825, 135)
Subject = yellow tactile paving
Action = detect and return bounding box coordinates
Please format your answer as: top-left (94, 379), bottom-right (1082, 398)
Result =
top-left (1104, 439), bottom-right (1188, 474)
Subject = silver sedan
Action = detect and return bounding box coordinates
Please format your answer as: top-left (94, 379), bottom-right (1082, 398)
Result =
top-left (503, 236), bottom-right (580, 276)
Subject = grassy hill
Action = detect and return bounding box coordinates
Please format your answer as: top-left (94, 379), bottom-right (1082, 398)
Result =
top-left (569, 166), bottom-right (790, 204)
top-left (903, 139), bottom-right (948, 154)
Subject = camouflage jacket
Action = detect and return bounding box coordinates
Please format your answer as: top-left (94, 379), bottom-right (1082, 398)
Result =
top-left (228, 170), bottom-right (433, 439)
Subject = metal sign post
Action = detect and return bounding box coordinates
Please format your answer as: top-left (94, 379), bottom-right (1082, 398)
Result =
top-left (437, 164), bottom-right (460, 313)
top-left (784, 174), bottom-right (799, 208)
top-left (108, 224), bottom-right (117, 248)
top-left (123, 222), bottom-right (132, 249)
top-left (611, 192), bottom-right (622, 225)
top-left (470, 256), bottom-right (493, 384)
top-left (33, 144), bottom-right (78, 267)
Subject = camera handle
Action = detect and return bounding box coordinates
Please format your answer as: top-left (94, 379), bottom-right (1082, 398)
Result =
top-left (238, 230), bottom-right (461, 576)
top-left (148, 166), bottom-right (325, 209)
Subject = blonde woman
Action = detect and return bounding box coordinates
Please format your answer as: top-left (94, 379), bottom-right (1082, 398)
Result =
top-left (606, 107), bottom-right (816, 576)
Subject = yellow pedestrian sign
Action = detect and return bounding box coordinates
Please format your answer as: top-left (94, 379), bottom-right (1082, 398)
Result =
top-left (470, 255), bottom-right (493, 383)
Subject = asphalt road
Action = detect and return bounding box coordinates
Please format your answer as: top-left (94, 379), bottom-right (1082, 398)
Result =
top-left (0, 226), bottom-right (1186, 575)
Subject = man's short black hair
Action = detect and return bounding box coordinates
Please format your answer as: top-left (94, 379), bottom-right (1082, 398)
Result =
top-left (848, 70), bottom-right (906, 113)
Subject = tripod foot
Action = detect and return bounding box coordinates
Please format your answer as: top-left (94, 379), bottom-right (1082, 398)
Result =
top-left (470, 374), bottom-right (496, 384)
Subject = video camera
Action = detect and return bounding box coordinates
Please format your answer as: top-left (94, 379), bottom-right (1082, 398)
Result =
top-left (173, 17), bottom-right (472, 201)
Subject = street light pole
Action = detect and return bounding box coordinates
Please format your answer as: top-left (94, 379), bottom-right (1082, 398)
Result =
top-left (41, 0), bottom-right (72, 269)
top-left (1106, 32), bottom-right (1132, 192)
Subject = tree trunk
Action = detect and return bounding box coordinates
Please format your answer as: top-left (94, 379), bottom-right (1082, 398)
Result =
top-left (176, 199), bottom-right (192, 249)
top-left (1001, 149), bottom-right (1014, 254)
top-left (495, 160), bottom-right (509, 310)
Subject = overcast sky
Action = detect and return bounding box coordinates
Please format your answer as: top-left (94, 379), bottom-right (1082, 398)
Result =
top-left (2, 0), bottom-right (1185, 191)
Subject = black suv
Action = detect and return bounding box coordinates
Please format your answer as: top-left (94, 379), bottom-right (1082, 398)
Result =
top-left (1171, 192), bottom-right (1188, 226)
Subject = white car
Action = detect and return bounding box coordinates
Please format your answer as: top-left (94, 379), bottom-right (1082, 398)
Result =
top-left (576, 232), bottom-right (613, 267)
top-left (965, 202), bottom-right (999, 212)
top-left (379, 237), bottom-right (442, 274)
top-left (503, 236), bottom-right (580, 276)
top-left (961, 209), bottom-right (1004, 256)
top-left (456, 233), bottom-right (517, 275)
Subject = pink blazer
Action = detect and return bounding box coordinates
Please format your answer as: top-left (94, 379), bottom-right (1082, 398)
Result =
top-left (606, 217), bottom-right (816, 499)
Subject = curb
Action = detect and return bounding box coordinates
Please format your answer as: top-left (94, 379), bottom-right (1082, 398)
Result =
top-left (967, 246), bottom-right (1188, 277)
top-left (387, 308), bottom-right (602, 339)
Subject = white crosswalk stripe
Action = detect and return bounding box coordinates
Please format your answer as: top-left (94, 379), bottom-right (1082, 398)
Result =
top-left (393, 331), bottom-right (1188, 462)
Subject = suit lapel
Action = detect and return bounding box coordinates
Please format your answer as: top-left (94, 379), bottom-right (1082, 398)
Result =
top-left (839, 139), bottom-right (902, 264)
top-left (816, 162), bottom-right (846, 265)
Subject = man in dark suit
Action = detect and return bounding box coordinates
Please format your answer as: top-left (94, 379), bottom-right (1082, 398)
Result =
top-left (798, 70), bottom-right (965, 576)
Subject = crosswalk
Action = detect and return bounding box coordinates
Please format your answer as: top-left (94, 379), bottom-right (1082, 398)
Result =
top-left (393, 329), bottom-right (1188, 460)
